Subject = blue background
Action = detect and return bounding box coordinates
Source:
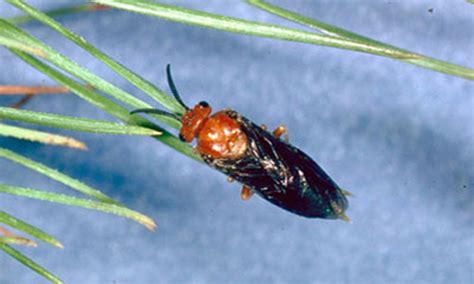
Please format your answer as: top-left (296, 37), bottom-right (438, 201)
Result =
top-left (0, 1), bottom-right (473, 283)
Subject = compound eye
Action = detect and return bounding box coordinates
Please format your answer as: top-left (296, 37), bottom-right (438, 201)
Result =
top-left (178, 133), bottom-right (186, 142)
top-left (198, 101), bottom-right (209, 108)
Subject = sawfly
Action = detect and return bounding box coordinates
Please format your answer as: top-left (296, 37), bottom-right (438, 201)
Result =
top-left (131, 65), bottom-right (350, 221)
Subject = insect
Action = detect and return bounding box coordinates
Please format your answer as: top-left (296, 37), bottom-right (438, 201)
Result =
top-left (131, 65), bottom-right (350, 221)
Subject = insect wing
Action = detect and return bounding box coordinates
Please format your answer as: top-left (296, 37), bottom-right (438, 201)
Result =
top-left (207, 110), bottom-right (348, 218)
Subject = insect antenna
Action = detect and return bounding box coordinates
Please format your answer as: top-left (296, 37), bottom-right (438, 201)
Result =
top-left (166, 64), bottom-right (189, 110)
top-left (130, 108), bottom-right (181, 121)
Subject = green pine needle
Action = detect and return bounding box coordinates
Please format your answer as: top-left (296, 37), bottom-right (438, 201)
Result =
top-left (0, 123), bottom-right (87, 149)
top-left (7, 3), bottom-right (101, 25)
top-left (0, 35), bottom-right (45, 56)
top-left (8, 49), bottom-right (198, 160)
top-left (7, 0), bottom-right (185, 115)
top-left (0, 210), bottom-right (63, 248)
top-left (92, 0), bottom-right (474, 80)
top-left (0, 148), bottom-right (119, 205)
top-left (0, 107), bottom-right (162, 136)
top-left (0, 236), bottom-right (37, 247)
top-left (247, 0), bottom-right (395, 48)
top-left (0, 184), bottom-right (157, 231)
top-left (1, 244), bottom-right (64, 283)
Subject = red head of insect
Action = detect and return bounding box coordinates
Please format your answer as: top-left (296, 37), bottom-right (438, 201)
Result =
top-left (179, 101), bottom-right (211, 142)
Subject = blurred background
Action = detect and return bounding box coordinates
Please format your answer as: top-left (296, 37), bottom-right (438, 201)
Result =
top-left (0, 1), bottom-right (473, 283)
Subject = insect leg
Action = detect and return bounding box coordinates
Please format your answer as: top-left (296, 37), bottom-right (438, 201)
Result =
top-left (273, 125), bottom-right (289, 142)
top-left (240, 186), bottom-right (254, 201)
top-left (341, 189), bottom-right (354, 197)
top-left (330, 201), bottom-right (351, 223)
top-left (338, 213), bottom-right (351, 223)
top-left (191, 146), bottom-right (200, 155)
